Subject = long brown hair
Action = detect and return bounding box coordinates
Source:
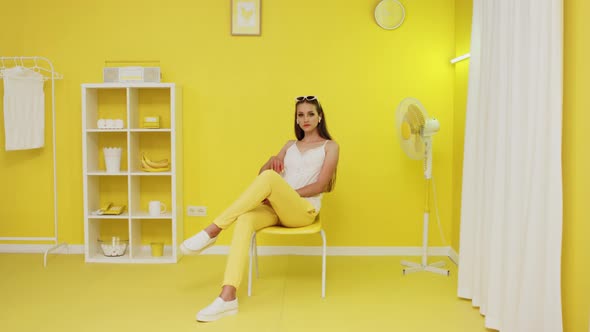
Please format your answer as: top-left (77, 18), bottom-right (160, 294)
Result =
top-left (294, 98), bottom-right (337, 192)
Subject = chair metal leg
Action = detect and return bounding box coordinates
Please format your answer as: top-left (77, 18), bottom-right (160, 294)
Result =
top-left (248, 231), bottom-right (257, 297)
top-left (254, 236), bottom-right (259, 277)
top-left (320, 229), bottom-right (326, 298)
top-left (249, 227), bottom-right (327, 298)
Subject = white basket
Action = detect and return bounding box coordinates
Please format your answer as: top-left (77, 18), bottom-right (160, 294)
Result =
top-left (103, 67), bottom-right (161, 83)
top-left (103, 147), bottom-right (122, 173)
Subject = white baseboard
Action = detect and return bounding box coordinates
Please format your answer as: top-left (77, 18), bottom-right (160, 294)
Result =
top-left (0, 243), bottom-right (83, 254)
top-left (0, 244), bottom-right (459, 266)
top-left (447, 247), bottom-right (459, 266)
top-left (203, 245), bottom-right (454, 257)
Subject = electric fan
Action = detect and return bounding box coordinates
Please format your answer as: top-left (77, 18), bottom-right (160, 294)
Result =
top-left (396, 97), bottom-right (449, 276)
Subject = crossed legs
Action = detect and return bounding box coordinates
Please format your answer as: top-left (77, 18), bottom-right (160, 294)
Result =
top-left (181, 170), bottom-right (317, 321)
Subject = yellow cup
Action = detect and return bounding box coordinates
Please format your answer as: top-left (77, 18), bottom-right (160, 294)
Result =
top-left (151, 242), bottom-right (164, 257)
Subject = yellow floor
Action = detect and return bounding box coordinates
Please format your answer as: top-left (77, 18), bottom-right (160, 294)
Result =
top-left (0, 253), bottom-right (489, 332)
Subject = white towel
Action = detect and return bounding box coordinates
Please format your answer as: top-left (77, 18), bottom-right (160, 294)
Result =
top-left (2, 66), bottom-right (45, 151)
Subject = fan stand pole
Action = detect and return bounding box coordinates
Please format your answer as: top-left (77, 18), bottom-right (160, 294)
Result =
top-left (401, 138), bottom-right (449, 276)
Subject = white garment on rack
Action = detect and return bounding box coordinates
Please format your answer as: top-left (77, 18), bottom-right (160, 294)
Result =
top-left (2, 66), bottom-right (45, 150)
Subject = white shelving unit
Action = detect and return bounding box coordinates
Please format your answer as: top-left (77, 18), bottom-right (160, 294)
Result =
top-left (82, 83), bottom-right (183, 263)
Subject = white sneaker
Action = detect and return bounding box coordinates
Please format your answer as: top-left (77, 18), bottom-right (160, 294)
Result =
top-left (180, 230), bottom-right (217, 255)
top-left (196, 297), bottom-right (238, 322)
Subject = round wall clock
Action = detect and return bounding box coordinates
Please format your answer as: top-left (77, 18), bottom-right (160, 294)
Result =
top-left (374, 0), bottom-right (406, 30)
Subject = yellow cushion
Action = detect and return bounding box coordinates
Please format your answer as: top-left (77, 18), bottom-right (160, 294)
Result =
top-left (258, 217), bottom-right (322, 235)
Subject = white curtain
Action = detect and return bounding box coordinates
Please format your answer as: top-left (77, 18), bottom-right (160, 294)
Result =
top-left (457, 0), bottom-right (563, 331)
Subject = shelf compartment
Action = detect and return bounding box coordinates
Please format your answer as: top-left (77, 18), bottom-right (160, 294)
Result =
top-left (129, 87), bottom-right (172, 129)
top-left (131, 245), bottom-right (175, 262)
top-left (84, 88), bottom-right (127, 130)
top-left (86, 176), bottom-right (129, 215)
top-left (130, 219), bottom-right (174, 259)
top-left (86, 218), bottom-right (130, 260)
top-left (86, 131), bottom-right (128, 173)
top-left (129, 176), bottom-right (172, 217)
top-left (129, 131), bottom-right (171, 172)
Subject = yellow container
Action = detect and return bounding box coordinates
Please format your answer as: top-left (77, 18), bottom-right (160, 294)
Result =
top-left (142, 116), bottom-right (160, 129)
top-left (150, 242), bottom-right (164, 257)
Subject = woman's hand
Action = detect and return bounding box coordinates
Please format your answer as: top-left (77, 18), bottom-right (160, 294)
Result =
top-left (269, 156), bottom-right (284, 173)
top-left (259, 141), bottom-right (294, 174)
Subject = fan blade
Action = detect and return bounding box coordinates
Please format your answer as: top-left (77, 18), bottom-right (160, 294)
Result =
top-left (400, 134), bottom-right (423, 160)
top-left (407, 104), bottom-right (425, 130)
top-left (396, 97), bottom-right (430, 160)
top-left (401, 121), bottom-right (412, 140)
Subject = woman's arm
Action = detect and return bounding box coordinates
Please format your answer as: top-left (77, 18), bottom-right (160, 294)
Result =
top-left (296, 141), bottom-right (340, 197)
top-left (259, 140), bottom-right (296, 174)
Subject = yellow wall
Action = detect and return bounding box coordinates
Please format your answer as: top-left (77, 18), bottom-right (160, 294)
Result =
top-left (0, 0), bottom-right (457, 247)
top-left (563, 0), bottom-right (590, 331)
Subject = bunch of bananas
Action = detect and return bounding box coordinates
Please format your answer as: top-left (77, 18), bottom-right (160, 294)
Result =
top-left (141, 153), bottom-right (170, 172)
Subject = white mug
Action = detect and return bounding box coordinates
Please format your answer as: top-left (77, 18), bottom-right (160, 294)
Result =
top-left (148, 201), bottom-right (167, 216)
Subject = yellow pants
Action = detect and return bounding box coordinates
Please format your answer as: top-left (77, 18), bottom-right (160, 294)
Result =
top-left (213, 170), bottom-right (318, 288)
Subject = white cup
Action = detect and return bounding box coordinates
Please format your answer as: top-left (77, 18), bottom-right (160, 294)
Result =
top-left (149, 201), bottom-right (167, 216)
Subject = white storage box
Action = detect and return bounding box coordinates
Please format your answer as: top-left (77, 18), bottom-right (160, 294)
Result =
top-left (103, 66), bottom-right (161, 83)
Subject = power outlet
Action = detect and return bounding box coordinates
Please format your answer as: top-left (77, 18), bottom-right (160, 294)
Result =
top-left (187, 206), bottom-right (207, 217)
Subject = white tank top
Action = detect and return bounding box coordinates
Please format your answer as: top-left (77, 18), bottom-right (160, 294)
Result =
top-left (282, 140), bottom-right (328, 212)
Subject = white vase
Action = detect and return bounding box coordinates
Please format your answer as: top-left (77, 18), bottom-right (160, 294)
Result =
top-left (103, 147), bottom-right (122, 173)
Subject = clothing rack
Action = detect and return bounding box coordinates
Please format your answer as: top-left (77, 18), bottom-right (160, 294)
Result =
top-left (0, 56), bottom-right (66, 267)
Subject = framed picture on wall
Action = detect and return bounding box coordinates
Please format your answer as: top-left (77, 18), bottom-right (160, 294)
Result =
top-left (231, 0), bottom-right (261, 36)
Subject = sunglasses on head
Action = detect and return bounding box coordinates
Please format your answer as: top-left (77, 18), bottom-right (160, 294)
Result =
top-left (295, 96), bottom-right (317, 102)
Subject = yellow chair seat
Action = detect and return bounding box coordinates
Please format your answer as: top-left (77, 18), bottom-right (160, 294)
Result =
top-left (257, 219), bottom-right (322, 235)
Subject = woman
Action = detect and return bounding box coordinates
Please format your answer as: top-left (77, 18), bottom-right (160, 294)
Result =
top-left (181, 95), bottom-right (340, 322)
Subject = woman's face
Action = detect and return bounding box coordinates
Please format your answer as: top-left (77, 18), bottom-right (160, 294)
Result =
top-left (296, 102), bottom-right (320, 133)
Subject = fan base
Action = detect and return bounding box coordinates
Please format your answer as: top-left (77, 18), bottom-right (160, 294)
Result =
top-left (401, 260), bottom-right (450, 276)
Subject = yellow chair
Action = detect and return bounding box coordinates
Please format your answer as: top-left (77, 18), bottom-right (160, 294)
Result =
top-left (247, 215), bottom-right (327, 298)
